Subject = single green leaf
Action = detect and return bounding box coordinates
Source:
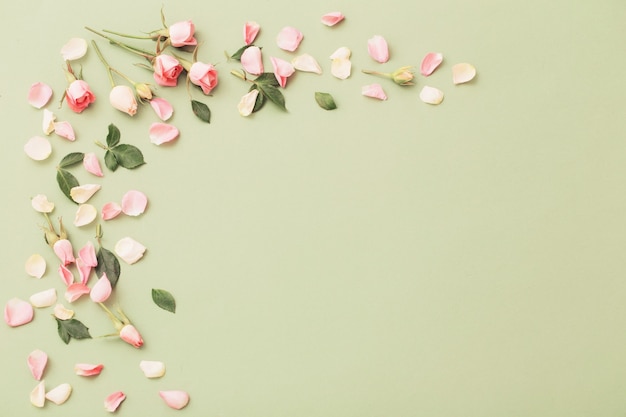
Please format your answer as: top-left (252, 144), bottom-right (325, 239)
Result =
top-left (55, 318), bottom-right (92, 344)
top-left (106, 124), bottom-right (121, 148)
top-left (104, 150), bottom-right (119, 171)
top-left (110, 144), bottom-right (145, 169)
top-left (191, 100), bottom-right (211, 123)
top-left (58, 152), bottom-right (85, 168)
top-left (56, 169), bottom-right (80, 203)
top-left (248, 85), bottom-right (266, 112)
top-left (257, 83), bottom-right (286, 111)
top-left (315, 92), bottom-right (337, 110)
top-left (231, 44), bottom-right (253, 60)
top-left (96, 247), bottom-right (121, 288)
top-left (151, 288), bottom-right (176, 313)
top-left (254, 72), bottom-right (280, 87)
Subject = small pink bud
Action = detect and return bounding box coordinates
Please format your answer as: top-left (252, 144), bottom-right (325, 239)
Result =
top-left (119, 324), bottom-right (143, 348)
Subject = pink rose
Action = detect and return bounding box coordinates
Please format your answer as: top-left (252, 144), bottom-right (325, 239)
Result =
top-left (189, 62), bottom-right (218, 94)
top-left (152, 55), bottom-right (183, 87)
top-left (119, 324), bottom-right (143, 348)
top-left (168, 20), bottom-right (197, 47)
top-left (65, 80), bottom-right (95, 113)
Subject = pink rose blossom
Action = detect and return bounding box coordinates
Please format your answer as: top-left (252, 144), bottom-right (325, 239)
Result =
top-left (276, 26), bottom-right (303, 51)
top-left (189, 62), bottom-right (218, 94)
top-left (152, 55), bottom-right (183, 87)
top-left (168, 20), bottom-right (197, 47)
top-left (244, 21), bottom-right (260, 45)
top-left (241, 46), bottom-right (263, 75)
top-left (119, 324), bottom-right (143, 348)
top-left (65, 79), bottom-right (95, 113)
top-left (270, 57), bottom-right (295, 88)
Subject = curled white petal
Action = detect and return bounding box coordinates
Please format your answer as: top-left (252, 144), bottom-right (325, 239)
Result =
top-left (159, 390), bottom-right (190, 410)
top-left (27, 349), bottom-right (48, 381)
top-left (114, 237), bottom-right (146, 264)
top-left (74, 204), bottom-right (97, 227)
top-left (419, 86), bottom-right (445, 105)
top-left (139, 360), bottom-right (166, 378)
top-left (25, 254), bottom-right (46, 278)
top-left (53, 303), bottom-right (75, 320)
top-left (42, 109), bottom-right (56, 135)
top-left (331, 58), bottom-right (351, 79)
top-left (29, 288), bottom-right (57, 308)
top-left (70, 184), bottom-right (101, 204)
top-left (452, 63), bottom-right (476, 84)
top-left (61, 38), bottom-right (88, 61)
top-left (24, 136), bottom-right (52, 161)
top-left (30, 380), bottom-right (46, 408)
top-left (237, 89), bottom-right (259, 117)
top-left (31, 194), bottom-right (54, 213)
top-left (292, 54), bottom-right (322, 74)
top-left (45, 383), bottom-right (72, 405)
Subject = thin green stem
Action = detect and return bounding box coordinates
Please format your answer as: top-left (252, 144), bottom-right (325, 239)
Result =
top-left (85, 27), bottom-right (155, 61)
top-left (91, 41), bottom-right (116, 87)
top-left (102, 28), bottom-right (158, 40)
top-left (361, 69), bottom-right (391, 78)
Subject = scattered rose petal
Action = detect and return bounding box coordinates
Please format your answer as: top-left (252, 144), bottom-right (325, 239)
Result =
top-left (58, 264), bottom-right (74, 286)
top-left (104, 391), bottom-right (126, 412)
top-left (270, 56), bottom-right (295, 88)
top-left (24, 136), bottom-right (52, 161)
top-left (30, 380), bottom-right (46, 408)
top-left (74, 363), bottom-right (104, 377)
top-left (237, 89), bottom-right (259, 117)
top-left (276, 26), bottom-right (303, 51)
top-left (29, 288), bottom-right (57, 308)
top-left (149, 123), bottom-right (179, 145)
top-left (291, 54), bottom-right (322, 74)
top-left (64, 283), bottom-right (90, 303)
top-left (70, 184), bottom-right (101, 204)
top-left (25, 254), bottom-right (46, 278)
top-left (101, 202), bottom-right (122, 220)
top-left (240, 46), bottom-right (264, 75)
top-left (4, 298), bottom-right (34, 327)
top-left (330, 47), bottom-right (352, 80)
top-left (121, 190), bottom-right (148, 216)
top-left (452, 63), bottom-right (477, 84)
top-left (74, 204), bottom-right (97, 227)
top-left (321, 11), bottom-right (345, 26)
top-left (45, 383), bottom-right (72, 405)
top-left (83, 153), bottom-right (103, 177)
top-left (420, 52), bottom-right (443, 76)
top-left (61, 38), bottom-right (88, 61)
top-left (159, 390), bottom-right (190, 410)
top-left (367, 35), bottom-right (389, 63)
top-left (109, 85), bottom-right (137, 116)
top-left (419, 85), bottom-right (445, 105)
top-left (28, 82), bottom-right (53, 108)
top-left (31, 194), bottom-right (55, 213)
top-left (244, 21), bottom-right (260, 45)
top-left (53, 121), bottom-right (76, 141)
top-left (90, 274), bottom-right (112, 303)
top-left (114, 237), bottom-right (146, 264)
top-left (78, 242), bottom-right (98, 267)
top-left (76, 258), bottom-right (92, 285)
top-left (119, 324), bottom-right (143, 348)
top-left (139, 360), bottom-right (166, 378)
top-left (361, 83), bottom-right (388, 100)
top-left (27, 349), bottom-right (48, 381)
top-left (53, 304), bottom-right (74, 320)
top-left (42, 109), bottom-right (56, 135)
top-left (330, 47), bottom-right (351, 61)
top-left (149, 97), bottom-right (173, 121)
top-left (53, 239), bottom-right (75, 266)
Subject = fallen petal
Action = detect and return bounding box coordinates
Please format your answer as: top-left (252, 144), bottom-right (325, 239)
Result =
top-left (53, 121), bottom-right (76, 141)
top-left (4, 298), bottom-right (34, 327)
top-left (149, 97), bottom-right (173, 121)
top-left (27, 349), bottom-right (48, 380)
top-left (291, 54), bottom-right (322, 74)
top-left (237, 89), bottom-right (259, 117)
top-left (419, 85), bottom-right (445, 104)
top-left (42, 109), bottom-right (56, 135)
top-left (24, 136), bottom-right (52, 161)
top-left (30, 380), bottom-right (46, 408)
top-left (367, 35), bottom-right (389, 63)
top-left (114, 237), bottom-right (146, 264)
top-left (53, 239), bottom-right (75, 266)
top-left (58, 264), bottom-right (74, 286)
top-left (90, 274), bottom-right (112, 303)
top-left (104, 391), bottom-right (126, 412)
top-left (25, 254), bottom-right (46, 278)
top-left (74, 363), bottom-right (104, 376)
top-left (149, 123), bottom-right (179, 145)
top-left (121, 190), bottom-right (148, 216)
top-left (330, 46), bottom-right (351, 60)
top-left (420, 52), bottom-right (443, 76)
top-left (101, 202), bottom-right (122, 220)
top-left (31, 194), bottom-right (55, 213)
top-left (74, 204), bottom-right (97, 227)
top-left (83, 153), bottom-right (103, 177)
top-left (361, 83), bottom-right (388, 100)
top-left (78, 241), bottom-right (98, 267)
top-left (28, 82), bottom-right (53, 109)
top-left (243, 21), bottom-right (260, 45)
top-left (276, 26), bottom-right (303, 51)
top-left (331, 58), bottom-right (351, 80)
top-left (29, 288), bottom-right (57, 308)
top-left (53, 304), bottom-right (74, 320)
top-left (61, 38), bottom-right (88, 61)
top-left (45, 383), bottom-right (72, 405)
top-left (76, 258), bottom-right (92, 285)
top-left (321, 11), bottom-right (345, 26)
top-left (452, 63), bottom-right (476, 84)
top-left (139, 360), bottom-right (166, 378)
top-left (240, 46), bottom-right (264, 75)
top-left (159, 390), bottom-right (190, 410)
top-left (70, 184), bottom-right (101, 204)
top-left (270, 56), bottom-right (295, 88)
top-left (64, 283), bottom-right (90, 303)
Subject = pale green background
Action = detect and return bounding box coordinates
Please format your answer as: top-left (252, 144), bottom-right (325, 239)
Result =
top-left (1, 0), bottom-right (626, 416)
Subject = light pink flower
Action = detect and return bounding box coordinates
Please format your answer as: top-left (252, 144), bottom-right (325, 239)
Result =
top-left (362, 83), bottom-right (387, 100)
top-left (244, 21), bottom-right (260, 45)
top-left (53, 121), bottom-right (75, 141)
top-left (168, 20), bottom-right (197, 47)
top-left (65, 283), bottom-right (90, 303)
top-left (109, 85), bottom-right (137, 116)
top-left (420, 52), bottom-right (443, 76)
top-left (83, 153), bottom-right (103, 177)
top-left (65, 79), bottom-right (95, 113)
top-left (149, 123), bottom-right (179, 145)
top-left (4, 298), bottom-right (34, 327)
top-left (104, 391), bottom-right (126, 412)
top-left (149, 97), bottom-right (173, 121)
top-left (237, 89), bottom-right (259, 117)
top-left (241, 46), bottom-right (263, 75)
top-left (28, 82), bottom-right (53, 108)
top-left (189, 62), bottom-right (218, 94)
top-left (58, 264), bottom-right (74, 286)
top-left (152, 55), bottom-right (183, 87)
top-left (159, 390), bottom-right (190, 410)
top-left (90, 275), bottom-right (112, 303)
top-left (75, 363), bottom-right (104, 376)
top-left (270, 57), bottom-right (295, 88)
top-left (101, 202), bottom-right (122, 220)
top-left (276, 26), bottom-right (303, 51)
top-left (367, 35), bottom-right (389, 63)
top-left (121, 190), bottom-right (148, 216)
top-left (119, 324), bottom-right (143, 348)
top-left (321, 12), bottom-right (345, 26)
top-left (27, 349), bottom-right (48, 380)
top-left (53, 239), bottom-right (75, 266)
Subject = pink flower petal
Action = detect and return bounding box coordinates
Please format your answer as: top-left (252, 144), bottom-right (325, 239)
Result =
top-left (276, 26), bottom-right (303, 52)
top-left (139, 360), bottom-right (166, 378)
top-left (29, 288), bottom-right (57, 308)
top-left (61, 38), bottom-right (88, 61)
top-left (419, 85), bottom-right (445, 105)
top-left (241, 46), bottom-right (264, 75)
top-left (83, 153), bottom-right (103, 177)
top-left (159, 390), bottom-right (190, 410)
top-left (27, 349), bottom-right (48, 380)
top-left (367, 35), bottom-right (389, 63)
top-left (65, 283), bottom-right (90, 303)
top-left (28, 82), bottom-right (53, 108)
top-left (420, 52), bottom-right (443, 76)
top-left (104, 391), bottom-right (126, 412)
top-left (121, 190), bottom-right (148, 216)
top-left (361, 83), bottom-right (387, 100)
top-left (24, 136), bottom-right (52, 161)
top-left (58, 264), bottom-right (74, 286)
top-left (243, 21), bottom-right (260, 45)
top-left (149, 97), bottom-right (173, 121)
top-left (101, 202), bottom-right (122, 220)
top-left (321, 11), bottom-right (345, 27)
top-left (78, 241), bottom-right (98, 267)
top-left (90, 274), bottom-right (112, 303)
top-left (31, 194), bottom-right (54, 213)
top-left (149, 123), bottom-right (179, 145)
top-left (452, 63), bottom-right (476, 84)
top-left (76, 258), bottom-right (92, 285)
top-left (25, 254), bottom-right (46, 278)
top-left (54, 121), bottom-right (76, 141)
top-left (74, 363), bottom-right (104, 376)
top-left (53, 239), bottom-right (75, 266)
top-left (4, 298), bottom-right (34, 327)
top-left (42, 109), bottom-right (56, 135)
top-left (270, 56), bottom-right (295, 88)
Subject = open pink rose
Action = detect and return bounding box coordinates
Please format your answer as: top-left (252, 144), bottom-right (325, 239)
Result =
top-left (152, 55), bottom-right (183, 87)
top-left (168, 20), bottom-right (197, 47)
top-left (65, 80), bottom-right (95, 113)
top-left (189, 62), bottom-right (218, 94)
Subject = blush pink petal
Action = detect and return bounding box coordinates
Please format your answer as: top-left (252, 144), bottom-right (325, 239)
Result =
top-left (90, 274), bottom-right (112, 303)
top-left (58, 264), bottom-right (74, 286)
top-left (321, 11), bottom-right (345, 26)
top-left (28, 349), bottom-right (48, 380)
top-left (149, 97), bottom-right (173, 121)
top-left (149, 123), bottom-right (179, 145)
top-left (367, 35), bottom-right (389, 63)
top-left (76, 258), bottom-right (92, 285)
top-left (53, 239), bottom-right (75, 266)
top-left (270, 56), bottom-right (295, 88)
top-left (4, 298), bottom-right (34, 327)
top-left (28, 82), bottom-right (53, 108)
top-left (244, 21), bottom-right (261, 45)
top-left (24, 136), bottom-right (52, 161)
top-left (276, 26), bottom-right (303, 51)
top-left (79, 241), bottom-right (98, 267)
top-left (159, 390), bottom-right (190, 410)
top-left (42, 109), bottom-right (56, 135)
top-left (101, 202), bottom-right (122, 220)
top-left (65, 283), bottom-right (90, 303)
top-left (241, 46), bottom-right (264, 75)
top-left (25, 254), bottom-right (46, 278)
top-left (54, 121), bottom-right (76, 141)
top-left (60, 38), bottom-right (88, 60)
top-left (74, 363), bottom-right (104, 376)
top-left (74, 204), bottom-right (97, 227)
top-left (362, 83), bottom-right (388, 100)
top-left (104, 391), bottom-right (126, 412)
top-left (119, 324), bottom-right (143, 348)
top-left (29, 288), bottom-right (57, 308)
top-left (452, 63), bottom-right (477, 84)
top-left (121, 190), bottom-right (148, 216)
top-left (83, 153), bottom-right (103, 177)
top-left (420, 52), bottom-right (443, 76)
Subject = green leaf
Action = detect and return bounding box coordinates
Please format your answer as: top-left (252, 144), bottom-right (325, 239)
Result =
top-left (56, 169), bottom-right (80, 203)
top-left (315, 92), bottom-right (337, 110)
top-left (106, 124), bottom-right (121, 148)
top-left (151, 289), bottom-right (176, 313)
top-left (58, 152), bottom-right (85, 168)
top-left (254, 72), bottom-right (280, 87)
top-left (110, 144), bottom-right (145, 169)
top-left (104, 150), bottom-right (119, 171)
top-left (248, 85), bottom-right (266, 112)
top-left (257, 83), bottom-right (286, 111)
top-left (230, 44), bottom-right (253, 60)
top-left (55, 318), bottom-right (92, 344)
top-left (191, 100), bottom-right (211, 123)
top-left (96, 247), bottom-right (121, 288)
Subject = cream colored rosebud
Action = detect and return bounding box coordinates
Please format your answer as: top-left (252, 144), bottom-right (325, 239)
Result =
top-left (134, 83), bottom-right (153, 101)
top-left (390, 66), bottom-right (414, 85)
top-left (109, 85), bottom-right (138, 116)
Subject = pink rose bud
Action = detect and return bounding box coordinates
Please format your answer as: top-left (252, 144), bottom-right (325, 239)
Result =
top-left (119, 324), bottom-right (143, 348)
top-left (152, 55), bottom-right (183, 87)
top-left (109, 85), bottom-right (137, 116)
top-left (168, 20), bottom-right (197, 47)
top-left (65, 79), bottom-right (95, 113)
top-left (189, 62), bottom-right (218, 95)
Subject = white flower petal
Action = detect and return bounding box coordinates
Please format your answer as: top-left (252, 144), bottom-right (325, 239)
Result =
top-left (61, 38), bottom-right (88, 61)
top-left (27, 349), bottom-right (48, 381)
top-left (29, 288), bottom-right (57, 308)
top-left (74, 204), bottom-right (97, 227)
top-left (291, 54), bottom-right (322, 74)
top-left (452, 63), bottom-right (476, 84)
top-left (42, 109), bottom-right (56, 135)
top-left (24, 136), bottom-right (52, 161)
top-left (419, 85), bottom-right (445, 105)
top-left (31, 194), bottom-right (55, 213)
top-left (331, 58), bottom-right (351, 79)
top-left (25, 254), bottom-right (46, 278)
top-left (121, 190), bottom-right (148, 216)
top-left (30, 380), bottom-right (46, 408)
top-left (28, 82), bottom-right (53, 109)
top-left (139, 360), bottom-right (166, 378)
top-left (330, 46), bottom-right (351, 60)
top-left (70, 184), bottom-right (101, 204)
top-left (53, 304), bottom-right (75, 320)
top-left (45, 383), bottom-right (72, 405)
top-left (114, 237), bottom-right (146, 265)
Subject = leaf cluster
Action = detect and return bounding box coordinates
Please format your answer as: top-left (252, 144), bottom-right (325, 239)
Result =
top-left (103, 124), bottom-right (145, 171)
top-left (249, 73), bottom-right (286, 113)
top-left (55, 317), bottom-right (91, 344)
